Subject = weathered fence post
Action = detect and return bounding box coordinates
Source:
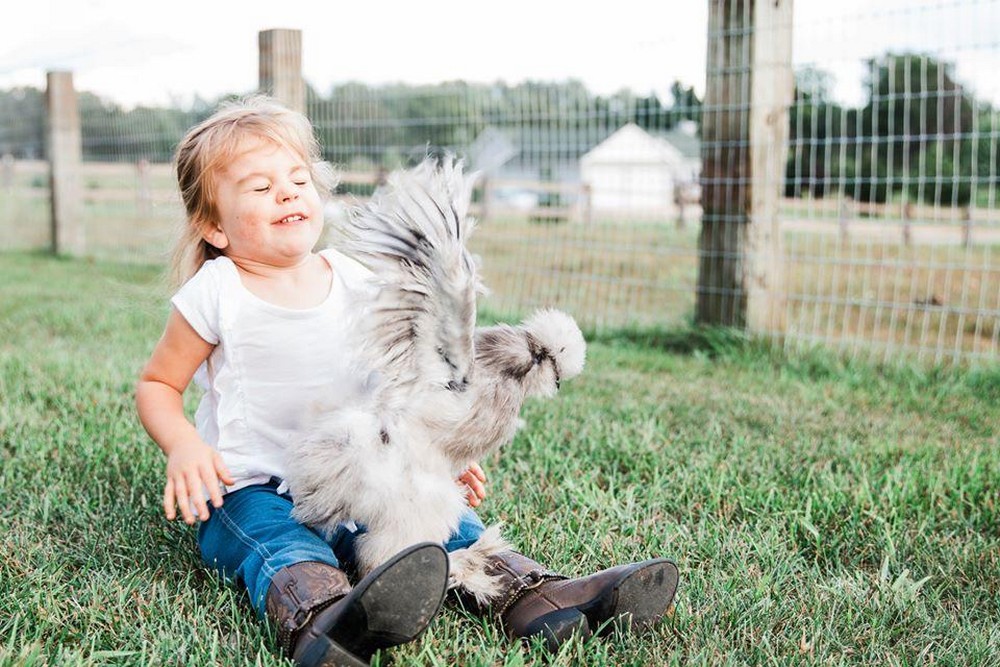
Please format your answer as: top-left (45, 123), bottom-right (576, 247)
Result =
top-left (838, 196), bottom-right (851, 241)
top-left (259, 29), bottom-right (305, 113)
top-left (674, 185), bottom-right (686, 230)
top-left (1, 154), bottom-right (13, 191)
top-left (961, 206), bottom-right (972, 247)
top-left (902, 201), bottom-right (913, 246)
top-left (46, 70), bottom-right (84, 256)
top-left (696, 0), bottom-right (794, 332)
top-left (136, 158), bottom-right (151, 218)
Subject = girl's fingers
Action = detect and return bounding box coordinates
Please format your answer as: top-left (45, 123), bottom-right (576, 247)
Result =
top-left (201, 463), bottom-right (224, 510)
top-left (187, 470), bottom-right (211, 522)
top-left (463, 482), bottom-right (481, 507)
top-left (458, 472), bottom-right (486, 504)
top-left (469, 462), bottom-right (486, 482)
top-left (163, 478), bottom-right (177, 520)
top-left (214, 453), bottom-right (235, 487)
top-left (173, 475), bottom-right (195, 525)
top-left (469, 470), bottom-right (487, 498)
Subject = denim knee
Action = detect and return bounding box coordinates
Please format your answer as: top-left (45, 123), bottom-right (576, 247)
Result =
top-left (197, 482), bottom-right (344, 618)
top-left (444, 510), bottom-right (486, 551)
top-left (198, 486), bottom-right (487, 617)
top-left (327, 509), bottom-right (486, 560)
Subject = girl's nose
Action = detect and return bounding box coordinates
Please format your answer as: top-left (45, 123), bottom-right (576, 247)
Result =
top-left (276, 183), bottom-right (299, 203)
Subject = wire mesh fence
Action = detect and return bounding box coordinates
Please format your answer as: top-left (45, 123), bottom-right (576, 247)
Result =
top-left (1, 1), bottom-right (998, 365)
top-left (307, 82), bottom-right (704, 331)
top-left (0, 81), bottom-right (50, 250)
top-left (781, 1), bottom-right (1000, 364)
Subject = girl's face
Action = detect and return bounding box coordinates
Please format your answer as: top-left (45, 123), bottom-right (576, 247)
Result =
top-left (204, 137), bottom-right (325, 267)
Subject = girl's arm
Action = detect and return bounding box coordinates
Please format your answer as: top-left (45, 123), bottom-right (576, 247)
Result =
top-left (136, 308), bottom-right (234, 524)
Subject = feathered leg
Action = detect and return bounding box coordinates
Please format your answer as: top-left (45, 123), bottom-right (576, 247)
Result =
top-left (446, 524), bottom-right (511, 601)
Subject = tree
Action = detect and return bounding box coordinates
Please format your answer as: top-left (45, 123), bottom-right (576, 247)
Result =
top-left (786, 66), bottom-right (847, 198)
top-left (668, 81), bottom-right (701, 127)
top-left (785, 53), bottom-right (990, 207)
top-left (856, 52), bottom-right (975, 203)
top-left (0, 87), bottom-right (45, 159)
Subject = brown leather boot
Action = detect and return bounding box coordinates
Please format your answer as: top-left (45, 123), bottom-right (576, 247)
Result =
top-left (458, 551), bottom-right (679, 652)
top-left (266, 542), bottom-right (450, 667)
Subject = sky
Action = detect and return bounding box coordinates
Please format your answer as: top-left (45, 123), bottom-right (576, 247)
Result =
top-left (2, 1), bottom-right (1000, 109)
top-left (0, 1), bottom-right (709, 107)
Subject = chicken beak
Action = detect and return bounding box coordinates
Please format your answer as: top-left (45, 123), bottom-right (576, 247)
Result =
top-left (447, 378), bottom-right (468, 393)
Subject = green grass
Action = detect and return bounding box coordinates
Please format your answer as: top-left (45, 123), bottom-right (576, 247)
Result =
top-left (1, 251), bottom-right (998, 666)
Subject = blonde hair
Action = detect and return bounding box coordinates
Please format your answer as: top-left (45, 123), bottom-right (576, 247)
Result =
top-left (170, 95), bottom-right (337, 286)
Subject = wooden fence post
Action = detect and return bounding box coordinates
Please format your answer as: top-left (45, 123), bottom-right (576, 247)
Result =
top-left (696, 0), bottom-right (794, 332)
top-left (136, 158), bottom-right (151, 218)
top-left (1, 153), bottom-right (13, 191)
top-left (838, 196), bottom-right (851, 241)
top-left (902, 201), bottom-right (913, 246)
top-left (46, 70), bottom-right (84, 256)
top-left (259, 29), bottom-right (305, 113)
top-left (961, 206), bottom-right (972, 247)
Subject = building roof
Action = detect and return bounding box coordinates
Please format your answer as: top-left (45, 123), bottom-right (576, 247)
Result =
top-left (580, 122), bottom-right (701, 166)
top-left (468, 121), bottom-right (702, 174)
top-left (467, 123), bottom-right (618, 173)
top-left (653, 121), bottom-right (701, 159)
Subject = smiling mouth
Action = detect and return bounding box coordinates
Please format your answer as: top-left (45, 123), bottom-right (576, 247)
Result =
top-left (275, 214), bottom-right (307, 225)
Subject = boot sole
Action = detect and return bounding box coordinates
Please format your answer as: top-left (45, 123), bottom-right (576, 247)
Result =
top-left (295, 542), bottom-right (449, 666)
top-left (580, 558), bottom-right (679, 635)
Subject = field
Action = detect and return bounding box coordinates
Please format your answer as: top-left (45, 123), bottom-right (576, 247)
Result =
top-left (2, 160), bottom-right (999, 366)
top-left (1, 252), bottom-right (998, 666)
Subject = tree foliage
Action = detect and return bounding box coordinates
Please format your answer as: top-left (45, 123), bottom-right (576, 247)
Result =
top-left (2, 50), bottom-right (996, 210)
top-left (787, 53), bottom-right (997, 207)
top-left (0, 80), bottom-right (692, 169)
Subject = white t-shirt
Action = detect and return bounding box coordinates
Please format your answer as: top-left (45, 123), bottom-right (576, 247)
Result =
top-left (171, 248), bottom-right (372, 494)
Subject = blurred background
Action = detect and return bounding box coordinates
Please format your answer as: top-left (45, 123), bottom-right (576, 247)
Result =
top-left (2, 0), bottom-right (999, 366)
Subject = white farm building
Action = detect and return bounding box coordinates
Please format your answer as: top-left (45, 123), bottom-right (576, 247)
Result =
top-left (580, 121), bottom-right (701, 220)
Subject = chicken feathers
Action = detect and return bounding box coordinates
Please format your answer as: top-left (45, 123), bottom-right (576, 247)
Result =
top-left (286, 157), bottom-right (586, 578)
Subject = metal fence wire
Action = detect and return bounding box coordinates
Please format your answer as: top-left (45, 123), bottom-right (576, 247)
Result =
top-left (0, 0), bottom-right (998, 366)
top-left (781, 0), bottom-right (1000, 365)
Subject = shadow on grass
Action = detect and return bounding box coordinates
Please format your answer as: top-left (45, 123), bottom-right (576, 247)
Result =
top-left (588, 323), bottom-right (752, 358)
top-left (478, 307), bottom-right (753, 359)
top-left (540, 312), bottom-right (1000, 401)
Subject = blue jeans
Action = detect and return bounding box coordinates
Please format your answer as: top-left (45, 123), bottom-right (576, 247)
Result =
top-left (197, 479), bottom-right (485, 618)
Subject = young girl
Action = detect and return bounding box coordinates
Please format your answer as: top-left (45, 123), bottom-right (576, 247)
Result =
top-left (137, 96), bottom-right (678, 667)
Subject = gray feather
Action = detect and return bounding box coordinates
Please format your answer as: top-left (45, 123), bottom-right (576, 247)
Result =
top-left (285, 157), bottom-right (586, 579)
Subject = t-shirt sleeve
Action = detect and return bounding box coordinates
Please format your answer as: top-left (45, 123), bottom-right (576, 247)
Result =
top-left (170, 262), bottom-right (222, 345)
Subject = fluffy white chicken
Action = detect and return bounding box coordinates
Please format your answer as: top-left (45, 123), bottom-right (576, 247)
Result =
top-left (285, 157), bottom-right (586, 583)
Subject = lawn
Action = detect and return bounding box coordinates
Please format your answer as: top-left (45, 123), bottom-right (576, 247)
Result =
top-left (0, 251), bottom-right (998, 666)
top-left (4, 160), bottom-right (1000, 366)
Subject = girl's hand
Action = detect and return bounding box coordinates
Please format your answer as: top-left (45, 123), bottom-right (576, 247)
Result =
top-left (163, 440), bottom-right (235, 524)
top-left (458, 462), bottom-right (487, 508)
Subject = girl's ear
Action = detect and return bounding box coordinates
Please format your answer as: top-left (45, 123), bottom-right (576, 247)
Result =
top-left (200, 219), bottom-right (229, 250)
